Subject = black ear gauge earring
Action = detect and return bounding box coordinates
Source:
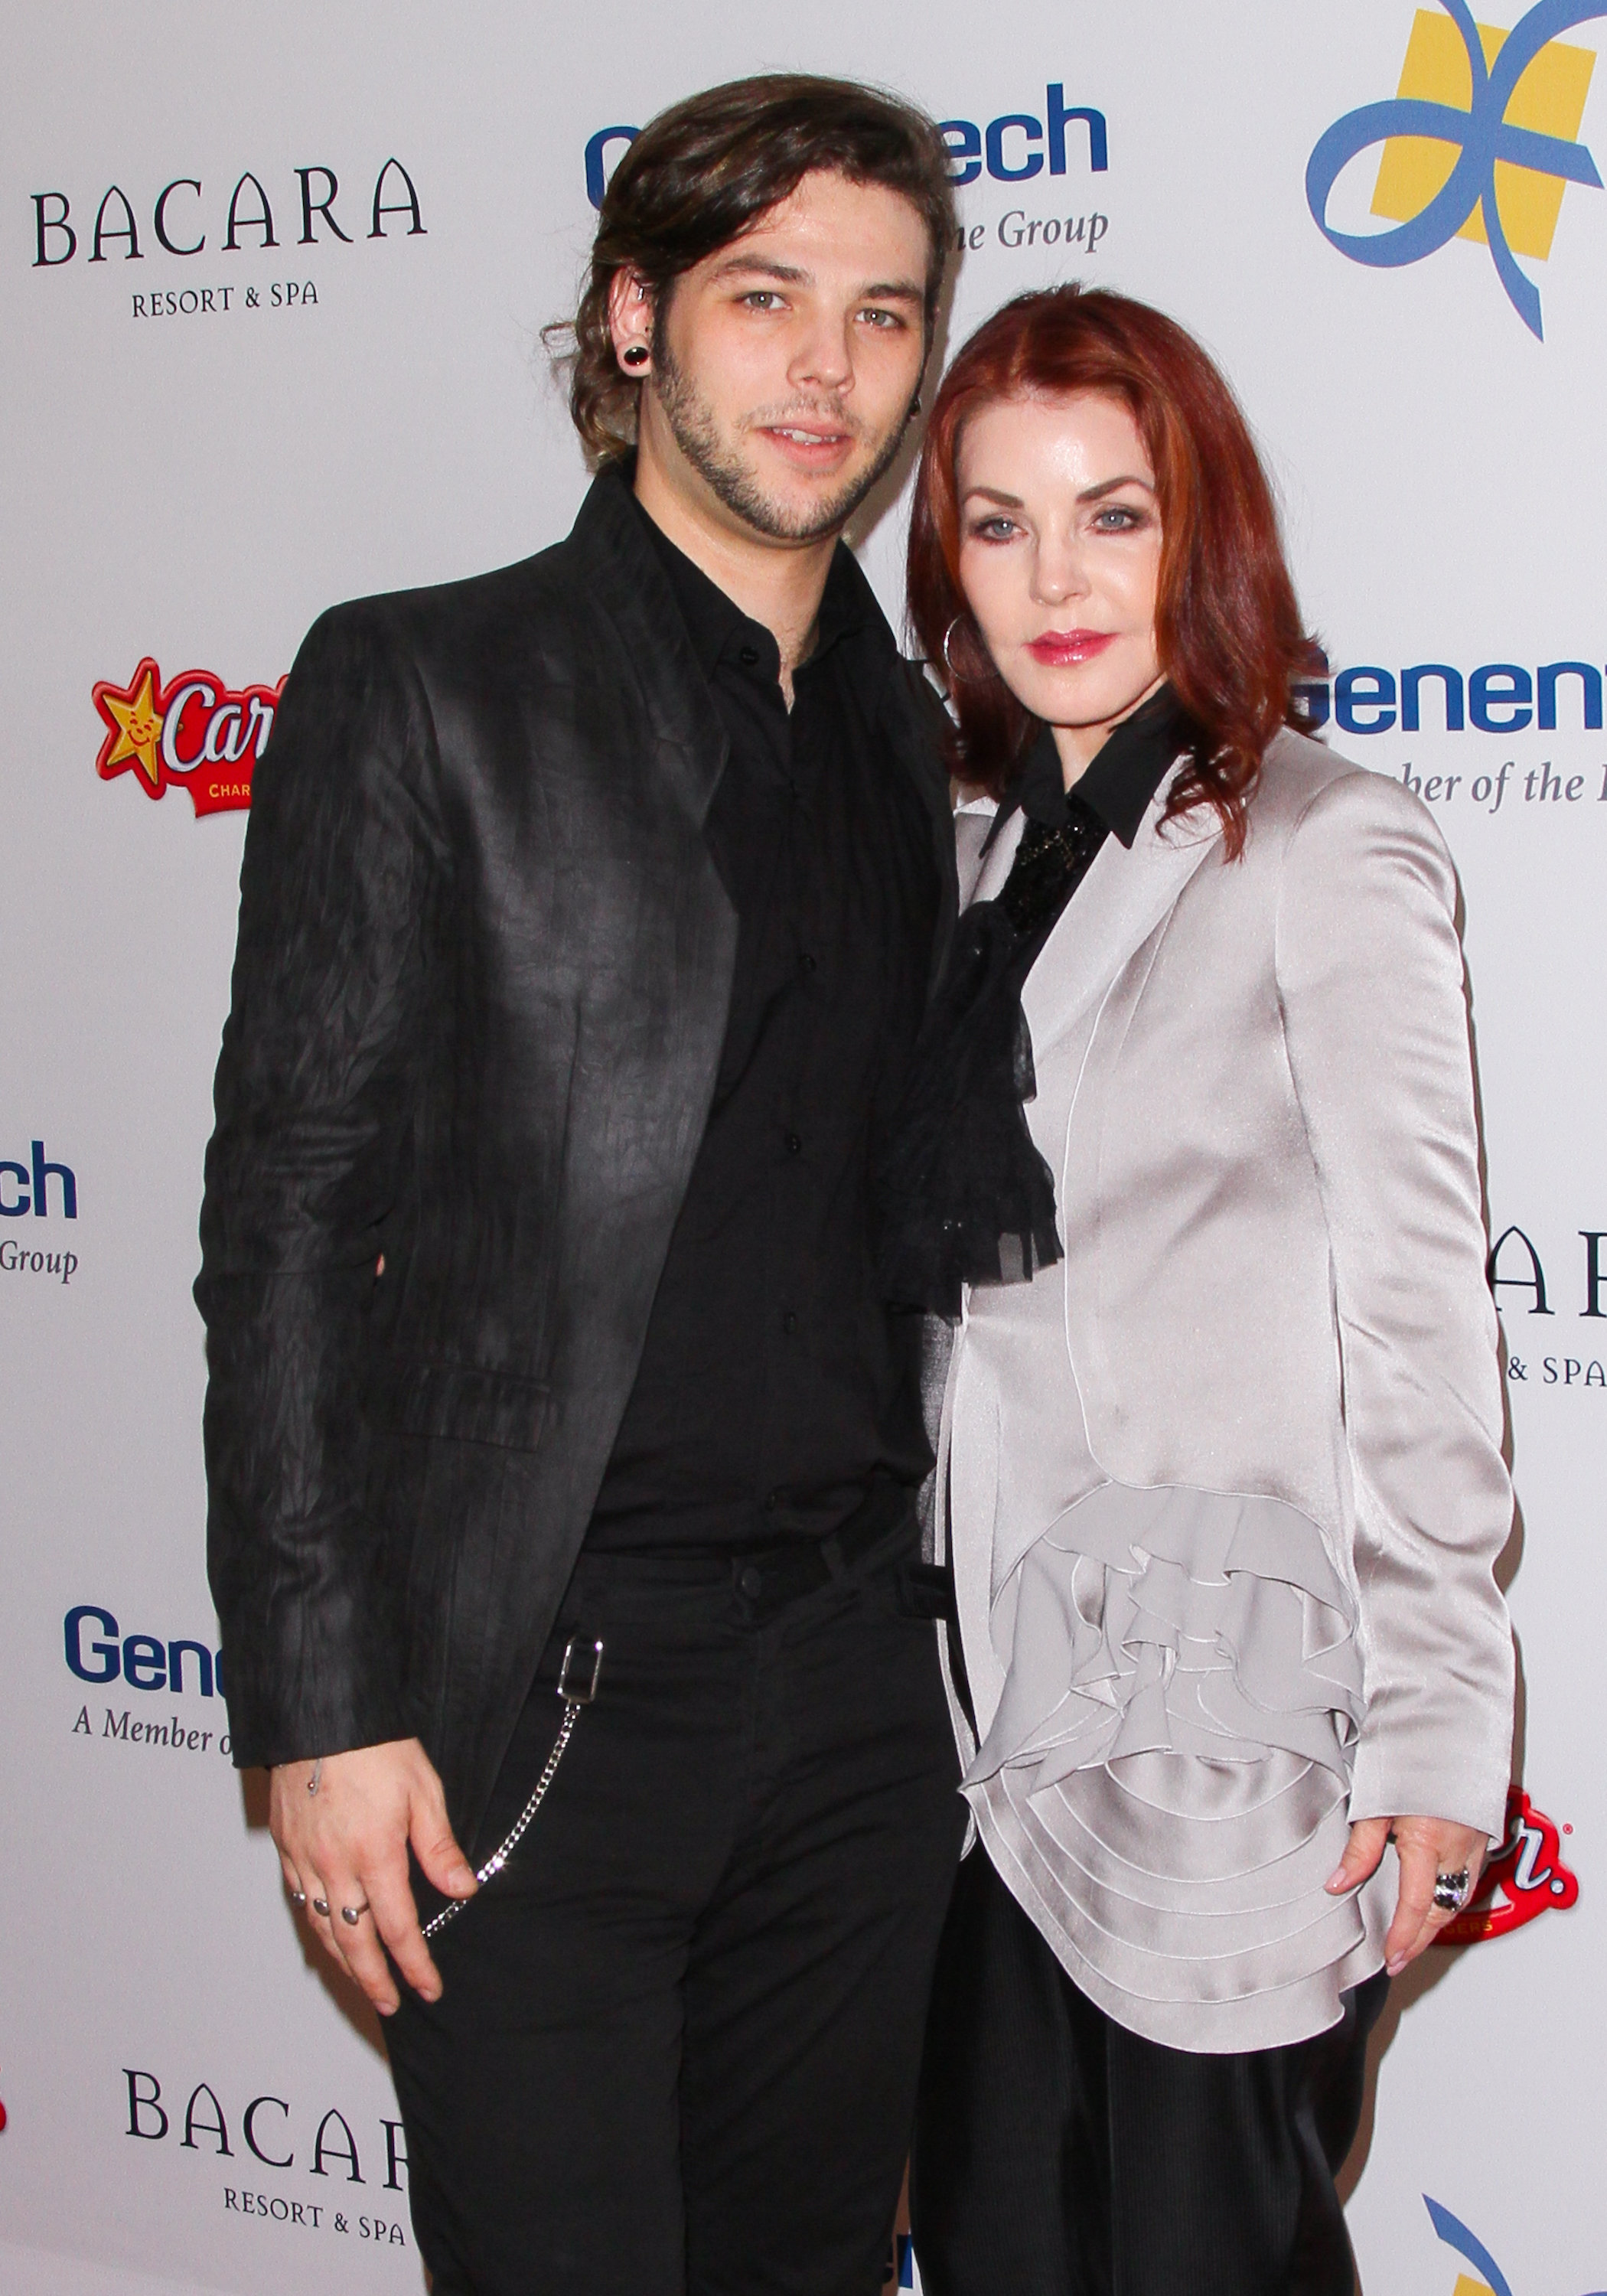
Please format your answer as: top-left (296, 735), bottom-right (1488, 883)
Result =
top-left (623, 344), bottom-right (650, 368)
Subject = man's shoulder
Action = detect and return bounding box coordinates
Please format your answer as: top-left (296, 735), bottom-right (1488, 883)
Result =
top-left (308, 525), bottom-right (593, 673)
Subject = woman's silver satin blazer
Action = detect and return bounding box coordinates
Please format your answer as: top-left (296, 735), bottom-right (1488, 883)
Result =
top-left (940, 726), bottom-right (1516, 1842)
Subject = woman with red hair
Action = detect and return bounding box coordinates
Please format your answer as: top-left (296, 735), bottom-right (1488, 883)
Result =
top-left (882, 288), bottom-right (1514, 2294)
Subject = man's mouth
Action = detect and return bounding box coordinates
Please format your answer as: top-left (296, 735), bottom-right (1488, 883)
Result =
top-left (751, 415), bottom-right (859, 468)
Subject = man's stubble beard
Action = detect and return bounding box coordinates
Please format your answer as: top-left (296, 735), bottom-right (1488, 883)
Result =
top-left (649, 334), bottom-right (920, 544)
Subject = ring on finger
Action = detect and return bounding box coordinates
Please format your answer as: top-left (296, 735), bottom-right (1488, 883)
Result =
top-left (1432, 1867), bottom-right (1472, 1914)
top-left (311, 1896), bottom-right (331, 1919)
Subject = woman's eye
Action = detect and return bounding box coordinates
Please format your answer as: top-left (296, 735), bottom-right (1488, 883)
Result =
top-left (1094, 504), bottom-right (1145, 532)
top-left (967, 517), bottom-right (1019, 543)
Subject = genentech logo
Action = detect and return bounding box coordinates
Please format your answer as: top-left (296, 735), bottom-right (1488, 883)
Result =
top-left (1296, 647), bottom-right (1605, 739)
top-left (1439, 1786), bottom-right (1579, 1944)
top-left (1308, 2), bottom-right (1604, 338)
top-left (1, 1140), bottom-right (75, 1220)
top-left (584, 86), bottom-right (1109, 208)
top-left (66, 1606), bottom-right (223, 1699)
top-left (2, 1140), bottom-right (78, 1284)
top-left (1426, 2193), bottom-right (1606, 2295)
top-left (93, 658), bottom-right (284, 814)
top-left (67, 1599), bottom-right (233, 1758)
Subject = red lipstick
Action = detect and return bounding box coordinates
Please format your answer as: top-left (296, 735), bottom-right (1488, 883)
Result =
top-left (1025, 629), bottom-right (1116, 668)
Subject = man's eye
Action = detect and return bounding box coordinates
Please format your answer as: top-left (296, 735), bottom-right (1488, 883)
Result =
top-left (860, 308), bottom-right (905, 329)
top-left (742, 291), bottom-right (784, 311)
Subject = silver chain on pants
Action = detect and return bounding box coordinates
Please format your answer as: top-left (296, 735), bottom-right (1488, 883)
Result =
top-left (421, 1636), bottom-right (604, 1941)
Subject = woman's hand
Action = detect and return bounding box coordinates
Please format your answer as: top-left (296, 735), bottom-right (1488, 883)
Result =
top-left (1326, 1815), bottom-right (1487, 1976)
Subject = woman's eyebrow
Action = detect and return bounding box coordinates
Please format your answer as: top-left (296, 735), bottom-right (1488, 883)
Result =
top-left (1077, 475), bottom-right (1156, 502)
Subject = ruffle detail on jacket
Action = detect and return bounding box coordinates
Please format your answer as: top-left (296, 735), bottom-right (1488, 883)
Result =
top-left (964, 1481), bottom-right (1390, 2051)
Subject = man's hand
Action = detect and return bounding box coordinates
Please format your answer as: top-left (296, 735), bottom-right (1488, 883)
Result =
top-left (1326, 1813), bottom-right (1488, 1976)
top-left (269, 1738), bottom-right (478, 2014)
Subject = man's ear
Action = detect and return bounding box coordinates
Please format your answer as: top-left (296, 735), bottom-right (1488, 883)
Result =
top-left (606, 268), bottom-right (655, 377)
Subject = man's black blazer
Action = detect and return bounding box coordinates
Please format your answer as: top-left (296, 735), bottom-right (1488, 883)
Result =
top-left (195, 466), bottom-right (958, 1849)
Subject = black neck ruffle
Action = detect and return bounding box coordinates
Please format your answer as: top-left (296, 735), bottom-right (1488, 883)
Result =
top-left (877, 687), bottom-right (1189, 1316)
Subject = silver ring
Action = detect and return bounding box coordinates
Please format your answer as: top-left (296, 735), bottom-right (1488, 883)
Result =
top-left (1433, 1867), bottom-right (1472, 1913)
top-left (340, 1903), bottom-right (370, 1927)
top-left (311, 1897), bottom-right (330, 1919)
top-left (290, 1890), bottom-right (306, 1908)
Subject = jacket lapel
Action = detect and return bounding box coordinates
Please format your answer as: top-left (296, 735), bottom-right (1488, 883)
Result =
top-left (970, 805), bottom-right (1027, 905)
top-left (567, 470), bottom-right (731, 832)
top-left (1021, 775), bottom-right (1224, 1062)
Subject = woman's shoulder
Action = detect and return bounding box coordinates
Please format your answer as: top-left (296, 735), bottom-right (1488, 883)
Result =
top-left (1240, 726), bottom-right (1459, 940)
top-left (1249, 726), bottom-right (1450, 862)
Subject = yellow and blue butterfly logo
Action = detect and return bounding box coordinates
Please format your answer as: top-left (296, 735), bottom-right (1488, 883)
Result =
top-left (1307, 1), bottom-right (1604, 336)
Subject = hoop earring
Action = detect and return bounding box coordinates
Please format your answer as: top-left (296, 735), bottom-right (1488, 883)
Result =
top-left (942, 615), bottom-right (992, 684)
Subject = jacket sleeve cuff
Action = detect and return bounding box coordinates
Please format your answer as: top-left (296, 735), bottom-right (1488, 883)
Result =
top-left (1348, 1732), bottom-right (1511, 1846)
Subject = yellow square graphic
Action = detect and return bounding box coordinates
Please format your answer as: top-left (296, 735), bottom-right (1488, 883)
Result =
top-left (1371, 8), bottom-right (1596, 259)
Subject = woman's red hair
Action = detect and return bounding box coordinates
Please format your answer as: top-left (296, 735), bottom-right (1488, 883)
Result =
top-left (908, 286), bottom-right (1315, 859)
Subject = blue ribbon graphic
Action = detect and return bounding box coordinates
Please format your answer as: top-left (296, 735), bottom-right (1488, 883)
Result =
top-left (1307, 0), bottom-right (1605, 336)
top-left (1425, 2196), bottom-right (1515, 2296)
top-left (1425, 2195), bottom-right (1607, 2296)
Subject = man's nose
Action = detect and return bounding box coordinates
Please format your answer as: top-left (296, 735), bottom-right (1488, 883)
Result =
top-left (787, 314), bottom-right (854, 394)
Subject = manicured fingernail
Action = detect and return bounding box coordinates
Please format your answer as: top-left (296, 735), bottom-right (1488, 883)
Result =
top-left (1325, 1870), bottom-right (1348, 1892)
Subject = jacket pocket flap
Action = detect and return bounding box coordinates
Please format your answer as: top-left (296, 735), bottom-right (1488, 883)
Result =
top-left (396, 1363), bottom-right (550, 1450)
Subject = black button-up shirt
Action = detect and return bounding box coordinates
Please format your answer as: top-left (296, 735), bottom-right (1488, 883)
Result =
top-left (586, 504), bottom-right (940, 1551)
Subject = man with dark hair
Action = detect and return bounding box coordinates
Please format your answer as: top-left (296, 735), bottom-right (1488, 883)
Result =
top-left (197, 73), bottom-right (963, 2296)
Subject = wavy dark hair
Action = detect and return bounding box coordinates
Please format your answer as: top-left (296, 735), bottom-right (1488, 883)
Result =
top-left (907, 286), bottom-right (1317, 858)
top-left (547, 75), bottom-right (956, 468)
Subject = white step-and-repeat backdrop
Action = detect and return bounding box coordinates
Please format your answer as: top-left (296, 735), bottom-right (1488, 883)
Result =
top-left (3, 4), bottom-right (1602, 2291)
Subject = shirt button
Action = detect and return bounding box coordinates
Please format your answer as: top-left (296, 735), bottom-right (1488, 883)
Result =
top-left (738, 644), bottom-right (761, 667)
top-left (739, 1564), bottom-right (764, 1597)
top-left (781, 1309), bottom-right (797, 1334)
top-left (799, 951), bottom-right (817, 975)
top-left (764, 1490), bottom-right (781, 1512)
top-left (785, 1131), bottom-right (802, 1156)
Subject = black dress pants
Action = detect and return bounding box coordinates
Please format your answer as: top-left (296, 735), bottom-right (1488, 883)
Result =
top-left (385, 1533), bottom-right (965, 2296)
top-left (911, 1847), bottom-right (1387, 2296)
